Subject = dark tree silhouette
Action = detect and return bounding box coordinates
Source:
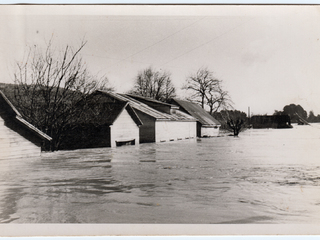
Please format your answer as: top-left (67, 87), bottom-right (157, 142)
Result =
top-left (213, 109), bottom-right (247, 136)
top-left (283, 104), bottom-right (307, 122)
top-left (275, 104), bottom-right (308, 123)
top-left (129, 66), bottom-right (176, 102)
top-left (308, 111), bottom-right (316, 122)
top-left (227, 118), bottom-right (244, 136)
top-left (183, 67), bottom-right (232, 114)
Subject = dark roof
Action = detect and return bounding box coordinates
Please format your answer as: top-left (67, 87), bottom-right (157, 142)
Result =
top-left (96, 91), bottom-right (196, 122)
top-left (0, 90), bottom-right (52, 141)
top-left (101, 101), bottom-right (127, 125)
top-left (124, 103), bottom-right (143, 126)
top-left (77, 95), bottom-right (142, 126)
top-left (171, 98), bottom-right (220, 126)
top-left (110, 102), bottom-right (142, 126)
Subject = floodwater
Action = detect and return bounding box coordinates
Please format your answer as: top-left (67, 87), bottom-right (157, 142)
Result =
top-left (0, 124), bottom-right (320, 224)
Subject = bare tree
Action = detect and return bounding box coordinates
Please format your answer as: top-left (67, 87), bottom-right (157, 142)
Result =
top-left (184, 67), bottom-right (232, 114)
top-left (213, 110), bottom-right (247, 136)
top-left (184, 67), bottom-right (219, 108)
top-left (129, 66), bottom-right (176, 102)
top-left (227, 118), bottom-right (244, 136)
top-left (206, 83), bottom-right (233, 115)
top-left (12, 39), bottom-right (112, 151)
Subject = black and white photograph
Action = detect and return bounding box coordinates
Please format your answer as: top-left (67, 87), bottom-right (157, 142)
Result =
top-left (0, 4), bottom-right (320, 236)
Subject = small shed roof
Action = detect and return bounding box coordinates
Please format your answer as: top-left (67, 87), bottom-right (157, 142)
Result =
top-left (0, 90), bottom-right (52, 141)
top-left (171, 98), bottom-right (220, 126)
top-left (96, 91), bottom-right (196, 122)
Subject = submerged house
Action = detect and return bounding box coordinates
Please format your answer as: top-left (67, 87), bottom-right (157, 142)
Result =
top-left (170, 99), bottom-right (221, 137)
top-left (61, 94), bottom-right (142, 149)
top-left (250, 115), bottom-right (292, 129)
top-left (0, 90), bottom-right (52, 160)
top-left (95, 91), bottom-right (197, 143)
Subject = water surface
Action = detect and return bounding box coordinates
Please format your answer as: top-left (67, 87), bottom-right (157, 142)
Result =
top-left (0, 124), bottom-right (320, 223)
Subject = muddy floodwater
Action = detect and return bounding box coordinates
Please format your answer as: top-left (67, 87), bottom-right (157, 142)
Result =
top-left (0, 124), bottom-right (320, 223)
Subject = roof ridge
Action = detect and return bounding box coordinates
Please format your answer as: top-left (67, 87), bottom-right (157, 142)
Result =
top-left (126, 93), bottom-right (174, 107)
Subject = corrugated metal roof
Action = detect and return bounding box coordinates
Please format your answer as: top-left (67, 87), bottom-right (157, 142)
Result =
top-left (172, 98), bottom-right (221, 126)
top-left (97, 91), bottom-right (196, 122)
top-left (125, 94), bottom-right (174, 107)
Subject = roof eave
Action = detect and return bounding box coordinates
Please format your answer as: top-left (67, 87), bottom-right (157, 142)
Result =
top-left (15, 115), bottom-right (52, 141)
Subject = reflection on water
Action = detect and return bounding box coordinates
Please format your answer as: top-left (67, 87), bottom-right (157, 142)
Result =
top-left (0, 124), bottom-right (320, 223)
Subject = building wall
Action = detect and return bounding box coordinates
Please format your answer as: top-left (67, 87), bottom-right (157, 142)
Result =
top-left (0, 116), bottom-right (41, 160)
top-left (201, 126), bottom-right (220, 137)
top-left (110, 109), bottom-right (140, 147)
top-left (155, 121), bottom-right (197, 142)
top-left (134, 109), bottom-right (156, 143)
top-left (59, 124), bottom-right (110, 150)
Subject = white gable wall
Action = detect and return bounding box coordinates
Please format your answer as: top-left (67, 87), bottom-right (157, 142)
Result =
top-left (155, 121), bottom-right (197, 142)
top-left (110, 109), bottom-right (140, 147)
top-left (0, 116), bottom-right (41, 160)
top-left (201, 126), bottom-right (220, 137)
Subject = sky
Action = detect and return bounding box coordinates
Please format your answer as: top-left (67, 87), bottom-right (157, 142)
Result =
top-left (1, 5), bottom-right (320, 115)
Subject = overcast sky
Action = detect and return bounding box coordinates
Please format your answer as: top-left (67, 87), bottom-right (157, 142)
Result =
top-left (1, 5), bottom-right (320, 115)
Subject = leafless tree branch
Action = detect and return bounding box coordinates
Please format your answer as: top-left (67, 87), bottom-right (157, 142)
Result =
top-left (129, 66), bottom-right (176, 102)
top-left (12, 40), bottom-right (113, 151)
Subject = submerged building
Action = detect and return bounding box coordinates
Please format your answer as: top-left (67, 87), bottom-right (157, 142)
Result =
top-left (95, 91), bottom-right (197, 144)
top-left (61, 93), bottom-right (142, 149)
top-left (250, 115), bottom-right (292, 129)
top-left (0, 90), bottom-right (52, 159)
top-left (170, 98), bottom-right (221, 137)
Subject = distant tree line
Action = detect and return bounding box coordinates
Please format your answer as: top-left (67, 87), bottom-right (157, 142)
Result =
top-left (274, 103), bottom-right (320, 123)
top-left (307, 111), bottom-right (320, 123)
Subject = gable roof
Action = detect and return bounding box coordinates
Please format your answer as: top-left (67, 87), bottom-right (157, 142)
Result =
top-left (75, 94), bottom-right (142, 126)
top-left (110, 102), bottom-right (143, 126)
top-left (0, 90), bottom-right (52, 141)
top-left (96, 91), bottom-right (196, 122)
top-left (171, 98), bottom-right (220, 126)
